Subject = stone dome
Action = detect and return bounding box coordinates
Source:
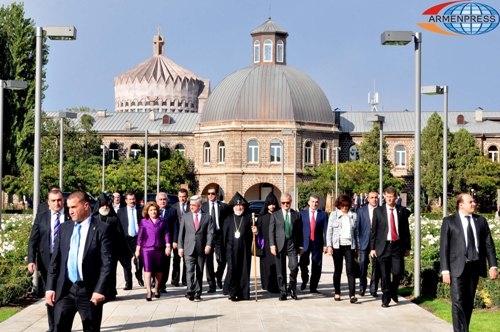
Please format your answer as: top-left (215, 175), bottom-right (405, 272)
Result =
top-left (200, 18), bottom-right (333, 124)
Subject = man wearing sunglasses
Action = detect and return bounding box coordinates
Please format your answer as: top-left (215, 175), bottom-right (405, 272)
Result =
top-left (269, 193), bottom-right (303, 301)
top-left (202, 186), bottom-right (227, 293)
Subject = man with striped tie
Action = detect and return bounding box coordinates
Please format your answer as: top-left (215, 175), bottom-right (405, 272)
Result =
top-left (28, 188), bottom-right (68, 332)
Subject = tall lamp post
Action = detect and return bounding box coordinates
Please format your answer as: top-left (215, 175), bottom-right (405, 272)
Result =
top-left (334, 146), bottom-right (341, 201)
top-left (34, 26), bottom-right (76, 217)
top-left (55, 112), bottom-right (77, 191)
top-left (100, 145), bottom-right (107, 192)
top-left (381, 30), bottom-right (422, 298)
top-left (422, 85), bottom-right (448, 217)
top-left (280, 139), bottom-right (285, 195)
top-left (367, 115), bottom-right (385, 206)
top-left (282, 130), bottom-right (297, 209)
top-left (156, 139), bottom-right (161, 194)
top-left (0, 79), bottom-right (27, 225)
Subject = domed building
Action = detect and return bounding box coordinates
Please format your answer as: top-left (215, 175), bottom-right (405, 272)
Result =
top-left (114, 30), bottom-right (210, 114)
top-left (195, 18), bottom-right (339, 202)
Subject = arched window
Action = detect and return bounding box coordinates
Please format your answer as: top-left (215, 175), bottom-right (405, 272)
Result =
top-left (304, 141), bottom-right (313, 164)
top-left (203, 142), bottom-right (210, 163)
top-left (109, 142), bottom-right (120, 160)
top-left (130, 144), bottom-right (141, 158)
top-left (247, 140), bottom-right (259, 163)
top-left (253, 40), bottom-right (260, 63)
top-left (175, 143), bottom-right (185, 156)
top-left (270, 140), bottom-right (281, 163)
top-left (218, 141), bottom-right (225, 163)
top-left (320, 142), bottom-right (328, 163)
top-left (264, 39), bottom-right (273, 62)
top-left (277, 40), bottom-right (284, 63)
top-left (395, 145), bottom-right (406, 167)
top-left (488, 145), bottom-right (499, 162)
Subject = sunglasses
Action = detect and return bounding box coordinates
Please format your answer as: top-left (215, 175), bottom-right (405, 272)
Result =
top-left (281, 201), bottom-right (291, 205)
top-left (207, 192), bottom-right (216, 195)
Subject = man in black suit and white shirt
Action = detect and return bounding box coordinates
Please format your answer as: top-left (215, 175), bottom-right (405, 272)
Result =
top-left (171, 188), bottom-right (189, 287)
top-left (269, 193), bottom-right (303, 301)
top-left (202, 186), bottom-right (227, 292)
top-left (28, 189), bottom-right (69, 332)
top-left (45, 191), bottom-right (112, 332)
top-left (178, 195), bottom-right (214, 301)
top-left (117, 192), bottom-right (143, 289)
top-left (440, 193), bottom-right (498, 332)
top-left (370, 187), bottom-right (411, 308)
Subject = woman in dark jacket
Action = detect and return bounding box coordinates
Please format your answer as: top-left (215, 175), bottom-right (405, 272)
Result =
top-left (257, 192), bottom-right (280, 293)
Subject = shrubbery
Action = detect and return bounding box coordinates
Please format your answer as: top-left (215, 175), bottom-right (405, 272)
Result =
top-left (0, 215), bottom-right (33, 305)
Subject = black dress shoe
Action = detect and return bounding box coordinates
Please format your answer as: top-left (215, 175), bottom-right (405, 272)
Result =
top-left (137, 279), bottom-right (144, 287)
top-left (217, 279), bottom-right (223, 289)
top-left (381, 303), bottom-right (389, 308)
top-left (370, 291), bottom-right (378, 297)
top-left (350, 296), bottom-right (358, 304)
top-left (159, 288), bottom-right (168, 294)
top-left (123, 286), bottom-right (132, 290)
top-left (171, 281), bottom-right (179, 287)
top-left (290, 289), bottom-right (298, 300)
top-left (392, 295), bottom-right (399, 303)
top-left (359, 289), bottom-right (366, 296)
top-left (300, 282), bottom-right (307, 291)
top-left (185, 294), bottom-right (194, 301)
top-left (279, 295), bottom-right (287, 301)
top-left (207, 288), bottom-right (216, 293)
top-left (309, 289), bottom-right (320, 294)
top-left (194, 295), bottom-right (201, 302)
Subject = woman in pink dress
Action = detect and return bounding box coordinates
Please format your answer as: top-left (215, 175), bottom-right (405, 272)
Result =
top-left (135, 201), bottom-right (171, 301)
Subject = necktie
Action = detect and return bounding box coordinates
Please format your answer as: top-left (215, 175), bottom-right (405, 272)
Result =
top-left (68, 223), bottom-right (82, 283)
top-left (160, 208), bottom-right (165, 218)
top-left (128, 208), bottom-right (136, 236)
top-left (194, 213), bottom-right (200, 231)
top-left (53, 212), bottom-right (60, 250)
top-left (285, 211), bottom-right (291, 238)
top-left (390, 208), bottom-right (398, 241)
top-left (465, 216), bottom-right (478, 262)
top-left (310, 211), bottom-right (316, 241)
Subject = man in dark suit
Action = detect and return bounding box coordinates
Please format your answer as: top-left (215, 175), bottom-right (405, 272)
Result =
top-left (357, 190), bottom-right (380, 297)
top-left (178, 195), bottom-right (214, 301)
top-left (370, 187), bottom-right (411, 308)
top-left (269, 193), bottom-right (303, 301)
top-left (45, 191), bottom-right (112, 332)
top-left (440, 193), bottom-right (498, 332)
top-left (156, 191), bottom-right (177, 293)
top-left (117, 192), bottom-right (143, 289)
top-left (202, 186), bottom-right (227, 293)
top-left (28, 189), bottom-right (69, 332)
top-left (299, 194), bottom-right (327, 294)
top-left (171, 188), bottom-right (189, 287)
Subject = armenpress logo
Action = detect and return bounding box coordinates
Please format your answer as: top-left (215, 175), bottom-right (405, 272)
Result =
top-left (418, 1), bottom-right (499, 35)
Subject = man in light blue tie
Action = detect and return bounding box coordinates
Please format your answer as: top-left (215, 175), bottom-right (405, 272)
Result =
top-left (117, 192), bottom-right (143, 290)
top-left (45, 191), bottom-right (112, 332)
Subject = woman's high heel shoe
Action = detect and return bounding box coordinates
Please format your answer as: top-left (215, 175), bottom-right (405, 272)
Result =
top-left (154, 292), bottom-right (161, 299)
top-left (146, 291), bottom-right (152, 301)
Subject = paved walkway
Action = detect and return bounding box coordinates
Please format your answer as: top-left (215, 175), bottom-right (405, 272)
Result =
top-left (0, 256), bottom-right (451, 331)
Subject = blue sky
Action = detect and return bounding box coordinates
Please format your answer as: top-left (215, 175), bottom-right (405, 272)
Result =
top-left (5, 0), bottom-right (500, 113)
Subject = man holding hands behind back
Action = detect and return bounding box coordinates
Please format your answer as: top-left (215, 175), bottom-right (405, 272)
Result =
top-left (440, 193), bottom-right (497, 332)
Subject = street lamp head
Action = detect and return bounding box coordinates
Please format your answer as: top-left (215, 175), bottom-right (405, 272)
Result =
top-left (2, 80), bottom-right (28, 90)
top-left (381, 31), bottom-right (413, 45)
top-left (58, 111), bottom-right (77, 119)
top-left (421, 85), bottom-right (444, 95)
top-left (43, 26), bottom-right (77, 40)
top-left (367, 114), bottom-right (385, 124)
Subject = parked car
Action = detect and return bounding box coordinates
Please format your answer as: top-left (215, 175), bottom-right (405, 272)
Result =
top-left (137, 193), bottom-right (179, 207)
top-left (248, 200), bottom-right (265, 215)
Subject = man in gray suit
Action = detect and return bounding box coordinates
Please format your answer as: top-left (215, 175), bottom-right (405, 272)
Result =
top-left (178, 195), bottom-right (214, 302)
top-left (269, 193), bottom-right (303, 301)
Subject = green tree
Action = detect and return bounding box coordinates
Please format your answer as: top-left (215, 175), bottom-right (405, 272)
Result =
top-left (0, 3), bottom-right (38, 176)
top-left (448, 128), bottom-right (481, 195)
top-left (358, 124), bottom-right (392, 168)
top-left (421, 112), bottom-right (449, 202)
top-left (464, 156), bottom-right (500, 199)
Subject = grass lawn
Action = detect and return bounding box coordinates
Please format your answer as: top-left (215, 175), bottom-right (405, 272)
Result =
top-left (414, 296), bottom-right (500, 332)
top-left (0, 307), bottom-right (21, 323)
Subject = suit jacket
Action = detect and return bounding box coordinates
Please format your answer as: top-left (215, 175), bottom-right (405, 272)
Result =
top-left (269, 209), bottom-right (303, 253)
top-left (300, 208), bottom-right (328, 253)
top-left (357, 205), bottom-right (374, 251)
top-left (117, 205), bottom-right (142, 238)
top-left (28, 209), bottom-right (70, 276)
top-left (171, 201), bottom-right (188, 243)
top-left (370, 204), bottom-right (411, 256)
top-left (326, 210), bottom-right (359, 250)
top-left (178, 211), bottom-right (214, 256)
top-left (137, 217), bottom-right (170, 248)
top-left (202, 200), bottom-right (228, 233)
top-left (440, 213), bottom-right (497, 278)
top-left (47, 217), bottom-right (112, 302)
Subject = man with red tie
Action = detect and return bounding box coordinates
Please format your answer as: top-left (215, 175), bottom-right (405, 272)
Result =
top-left (299, 194), bottom-right (327, 293)
top-left (370, 187), bottom-right (411, 308)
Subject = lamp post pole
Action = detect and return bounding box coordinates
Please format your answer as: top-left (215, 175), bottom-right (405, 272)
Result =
top-left (157, 138), bottom-right (161, 194)
top-left (281, 130), bottom-right (297, 207)
top-left (382, 30), bottom-right (422, 298)
top-left (281, 139), bottom-right (284, 195)
top-left (334, 147), bottom-right (340, 200)
top-left (100, 145), bottom-right (106, 192)
top-left (367, 115), bottom-right (385, 206)
top-left (0, 79), bottom-right (27, 225)
top-left (144, 130), bottom-right (148, 204)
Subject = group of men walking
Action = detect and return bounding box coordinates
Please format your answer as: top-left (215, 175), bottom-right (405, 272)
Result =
top-left (27, 185), bottom-right (497, 332)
